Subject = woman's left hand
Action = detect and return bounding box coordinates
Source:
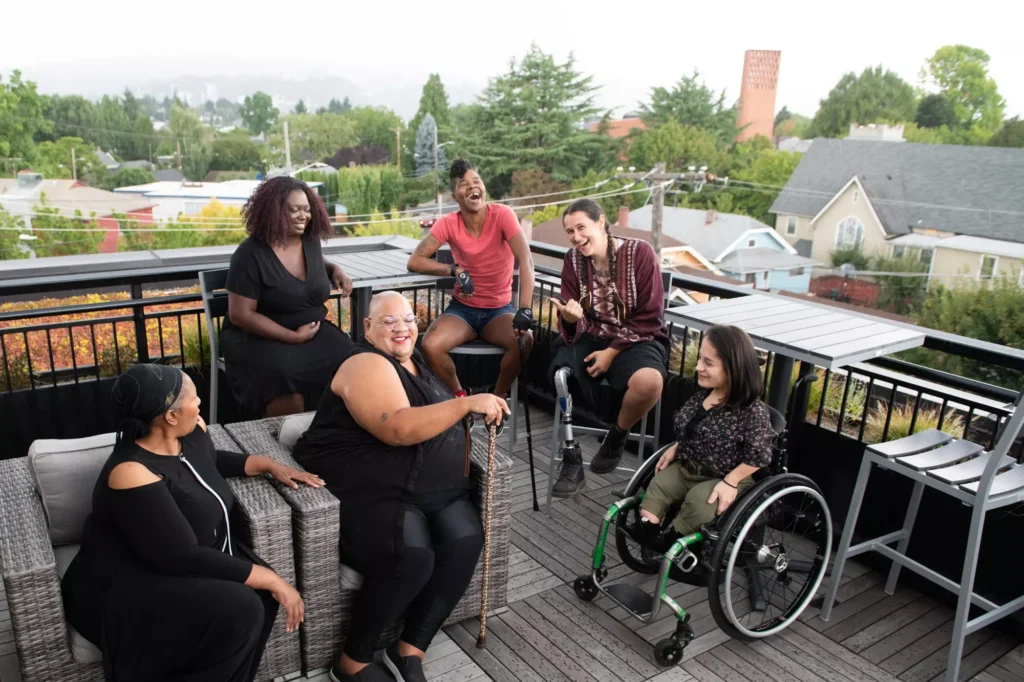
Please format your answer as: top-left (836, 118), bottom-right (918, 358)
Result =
top-left (329, 265), bottom-right (353, 297)
top-left (268, 462), bottom-right (324, 489)
top-left (707, 480), bottom-right (738, 516)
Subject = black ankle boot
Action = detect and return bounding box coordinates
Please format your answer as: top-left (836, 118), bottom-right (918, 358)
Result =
top-left (551, 442), bottom-right (585, 497)
top-left (591, 425), bottom-right (628, 474)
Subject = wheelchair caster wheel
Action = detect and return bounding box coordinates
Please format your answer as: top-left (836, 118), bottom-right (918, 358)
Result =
top-left (653, 638), bottom-right (685, 667)
top-left (573, 575), bottom-right (599, 602)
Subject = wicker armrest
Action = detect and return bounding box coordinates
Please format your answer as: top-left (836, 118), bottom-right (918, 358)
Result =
top-left (208, 424), bottom-right (301, 681)
top-left (225, 419), bottom-right (342, 673)
top-left (0, 457), bottom-right (77, 678)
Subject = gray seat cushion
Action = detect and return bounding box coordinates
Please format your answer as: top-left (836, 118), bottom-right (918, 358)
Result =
top-left (278, 413), bottom-right (315, 452)
top-left (27, 432), bottom-right (115, 546)
top-left (54, 545), bottom-right (102, 665)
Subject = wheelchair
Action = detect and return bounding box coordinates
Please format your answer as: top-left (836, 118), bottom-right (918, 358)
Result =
top-left (571, 373), bottom-right (833, 666)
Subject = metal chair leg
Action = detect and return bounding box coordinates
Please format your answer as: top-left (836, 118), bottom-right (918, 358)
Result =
top-left (510, 379), bottom-right (519, 446)
top-left (946, 501), bottom-right (988, 681)
top-left (210, 362), bottom-right (219, 425)
top-left (820, 453), bottom-right (874, 621)
top-left (652, 395), bottom-right (662, 451)
top-left (885, 480), bottom-right (925, 595)
top-left (638, 412), bottom-right (649, 470)
top-left (545, 401), bottom-right (561, 515)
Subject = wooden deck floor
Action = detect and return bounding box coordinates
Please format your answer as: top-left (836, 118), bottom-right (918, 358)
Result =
top-left (1, 406), bottom-right (1021, 682)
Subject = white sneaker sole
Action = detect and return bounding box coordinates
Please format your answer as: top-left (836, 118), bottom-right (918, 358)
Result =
top-left (382, 652), bottom-right (405, 682)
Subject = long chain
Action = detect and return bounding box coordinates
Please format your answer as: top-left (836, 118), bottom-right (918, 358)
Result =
top-left (476, 421), bottom-right (498, 648)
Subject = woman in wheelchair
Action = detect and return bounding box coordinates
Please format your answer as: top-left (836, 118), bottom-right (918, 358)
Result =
top-left (634, 325), bottom-right (775, 560)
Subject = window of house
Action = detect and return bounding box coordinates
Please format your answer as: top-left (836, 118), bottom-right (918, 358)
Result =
top-left (853, 190), bottom-right (860, 203)
top-left (744, 273), bottom-right (757, 284)
top-left (892, 245), bottom-right (906, 258)
top-left (980, 254), bottom-right (997, 280)
top-left (184, 201), bottom-right (204, 214)
top-left (747, 239), bottom-right (756, 247)
top-left (788, 267), bottom-right (805, 277)
top-left (835, 217), bottom-right (864, 249)
top-left (786, 216), bottom-right (798, 235)
top-left (919, 248), bottom-right (934, 268)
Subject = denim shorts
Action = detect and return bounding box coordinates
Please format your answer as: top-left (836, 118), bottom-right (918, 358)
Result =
top-left (442, 300), bottom-right (516, 335)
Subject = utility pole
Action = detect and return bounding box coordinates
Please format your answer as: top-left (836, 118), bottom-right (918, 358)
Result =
top-left (613, 163), bottom-right (715, 263)
top-left (176, 141), bottom-right (182, 172)
top-left (433, 125), bottom-right (440, 219)
top-left (394, 127), bottom-right (402, 173)
top-left (284, 120), bottom-right (292, 172)
top-left (71, 147), bottom-right (77, 182)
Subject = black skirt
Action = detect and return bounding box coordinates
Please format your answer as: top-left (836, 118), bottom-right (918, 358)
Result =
top-left (220, 321), bottom-right (352, 416)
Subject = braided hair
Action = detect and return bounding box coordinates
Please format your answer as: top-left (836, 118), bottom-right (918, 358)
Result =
top-left (563, 198), bottom-right (623, 322)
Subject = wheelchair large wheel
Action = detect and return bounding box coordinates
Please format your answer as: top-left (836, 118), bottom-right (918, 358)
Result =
top-left (614, 444), bottom-right (673, 574)
top-left (706, 473), bottom-right (831, 641)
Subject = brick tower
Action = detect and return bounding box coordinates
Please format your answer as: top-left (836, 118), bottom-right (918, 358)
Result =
top-left (736, 50), bottom-right (781, 142)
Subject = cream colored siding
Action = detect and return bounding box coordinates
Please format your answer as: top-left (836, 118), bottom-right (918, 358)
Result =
top-left (808, 182), bottom-right (888, 264)
top-left (930, 247), bottom-right (1023, 283)
top-left (774, 214), bottom-right (812, 245)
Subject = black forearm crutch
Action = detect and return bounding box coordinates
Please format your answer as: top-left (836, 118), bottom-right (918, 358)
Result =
top-left (517, 333), bottom-right (539, 512)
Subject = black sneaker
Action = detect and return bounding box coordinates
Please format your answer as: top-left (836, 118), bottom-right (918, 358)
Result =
top-left (382, 644), bottom-right (427, 682)
top-left (590, 427), bottom-right (628, 474)
top-left (329, 661), bottom-right (393, 682)
top-left (551, 442), bottom-right (585, 498)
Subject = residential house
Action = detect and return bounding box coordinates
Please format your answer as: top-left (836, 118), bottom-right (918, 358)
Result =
top-left (0, 172), bottom-right (155, 254)
top-left (770, 132), bottom-right (1024, 285)
top-left (626, 205), bottom-right (818, 292)
top-left (112, 179), bottom-right (321, 221)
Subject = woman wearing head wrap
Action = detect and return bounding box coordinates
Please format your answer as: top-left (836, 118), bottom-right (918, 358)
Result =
top-left (60, 364), bottom-right (321, 682)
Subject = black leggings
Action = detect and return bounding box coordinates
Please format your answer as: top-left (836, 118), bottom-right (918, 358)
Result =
top-left (344, 494), bottom-right (483, 663)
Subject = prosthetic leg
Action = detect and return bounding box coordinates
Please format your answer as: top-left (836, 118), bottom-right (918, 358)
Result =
top-left (551, 367), bottom-right (585, 498)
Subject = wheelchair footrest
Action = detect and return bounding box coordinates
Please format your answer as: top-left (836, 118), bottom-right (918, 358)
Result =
top-left (606, 583), bottom-right (654, 618)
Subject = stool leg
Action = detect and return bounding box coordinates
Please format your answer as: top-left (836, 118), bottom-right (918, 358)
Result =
top-left (946, 501), bottom-right (987, 682)
top-left (545, 402), bottom-right (561, 515)
top-left (652, 396), bottom-right (662, 451)
top-left (820, 453), bottom-right (873, 621)
top-left (885, 480), bottom-right (924, 595)
top-left (210, 363), bottom-right (219, 425)
top-left (638, 412), bottom-right (649, 470)
top-left (511, 379), bottom-right (519, 446)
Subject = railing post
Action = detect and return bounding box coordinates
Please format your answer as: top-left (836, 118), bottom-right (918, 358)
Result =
top-left (131, 283), bottom-right (149, 363)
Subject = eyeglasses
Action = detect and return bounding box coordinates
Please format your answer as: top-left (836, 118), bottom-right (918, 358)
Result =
top-left (377, 314), bottom-right (420, 331)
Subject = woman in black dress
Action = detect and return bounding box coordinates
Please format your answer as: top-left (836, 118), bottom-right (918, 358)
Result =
top-left (293, 291), bottom-right (510, 682)
top-left (61, 364), bottom-right (323, 682)
top-left (221, 176), bottom-right (354, 417)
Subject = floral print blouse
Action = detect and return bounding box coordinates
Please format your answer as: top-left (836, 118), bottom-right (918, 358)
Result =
top-left (673, 388), bottom-right (776, 477)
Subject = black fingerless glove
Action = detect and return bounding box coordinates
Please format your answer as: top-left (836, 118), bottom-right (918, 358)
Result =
top-left (456, 269), bottom-right (475, 296)
top-left (512, 307), bottom-right (536, 331)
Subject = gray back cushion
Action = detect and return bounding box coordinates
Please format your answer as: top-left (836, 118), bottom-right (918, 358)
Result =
top-left (27, 433), bottom-right (115, 546)
top-left (279, 413), bottom-right (315, 452)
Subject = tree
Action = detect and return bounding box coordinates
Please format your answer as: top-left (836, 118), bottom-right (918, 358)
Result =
top-left (916, 93), bottom-right (958, 129)
top-left (873, 254), bottom-right (929, 316)
top-left (989, 117), bottom-right (1024, 148)
top-left (349, 106), bottom-right (403, 159)
top-left (30, 199), bottom-right (104, 258)
top-left (210, 136), bottom-right (264, 171)
top-left (628, 120), bottom-right (731, 175)
top-left (33, 137), bottom-right (106, 183)
top-left (97, 167), bottom-right (155, 191)
top-left (182, 141), bottom-right (212, 181)
top-left (169, 103), bottom-right (206, 150)
top-left (215, 98), bottom-right (241, 125)
top-left (774, 107), bottom-right (792, 127)
top-left (809, 66), bottom-right (917, 138)
top-left (0, 206), bottom-right (30, 260)
top-left (510, 168), bottom-right (568, 199)
top-left (294, 99), bottom-right (307, 114)
top-left (921, 45), bottom-right (1005, 132)
top-left (39, 94), bottom-right (96, 144)
top-left (93, 95), bottom-right (133, 158)
top-left (774, 112), bottom-right (812, 138)
top-left (240, 92), bottom-right (279, 136)
top-left (414, 113), bottom-right (444, 178)
top-left (406, 74), bottom-right (452, 169)
top-left (270, 113), bottom-right (357, 166)
top-left (639, 70), bottom-right (739, 144)
top-left (0, 71), bottom-right (48, 163)
top-left (327, 97), bottom-right (351, 114)
top-left (461, 44), bottom-right (609, 194)
top-left (730, 148), bottom-right (802, 224)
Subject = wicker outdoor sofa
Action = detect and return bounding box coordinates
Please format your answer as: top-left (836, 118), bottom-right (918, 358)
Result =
top-left (0, 424), bottom-right (301, 682)
top-left (226, 414), bottom-right (514, 675)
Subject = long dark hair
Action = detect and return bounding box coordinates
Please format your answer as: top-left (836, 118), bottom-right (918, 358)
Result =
top-left (242, 176), bottom-right (332, 247)
top-left (563, 198), bottom-right (623, 321)
top-left (704, 325), bottom-right (763, 409)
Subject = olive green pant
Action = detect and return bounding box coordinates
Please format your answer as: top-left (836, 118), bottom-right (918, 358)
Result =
top-left (639, 460), bottom-right (753, 535)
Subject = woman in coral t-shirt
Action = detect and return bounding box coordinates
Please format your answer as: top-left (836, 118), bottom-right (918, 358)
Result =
top-left (407, 159), bottom-right (536, 399)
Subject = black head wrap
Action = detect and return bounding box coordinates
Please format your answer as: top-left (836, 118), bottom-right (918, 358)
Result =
top-left (111, 364), bottom-right (184, 446)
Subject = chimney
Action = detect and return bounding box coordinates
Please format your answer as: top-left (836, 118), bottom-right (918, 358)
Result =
top-left (705, 209), bottom-right (717, 226)
top-left (617, 205), bottom-right (629, 229)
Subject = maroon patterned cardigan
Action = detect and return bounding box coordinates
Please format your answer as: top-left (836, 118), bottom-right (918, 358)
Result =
top-left (558, 237), bottom-right (669, 351)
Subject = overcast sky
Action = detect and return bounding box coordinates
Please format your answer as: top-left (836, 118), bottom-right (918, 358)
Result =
top-left (2, 0), bottom-right (1019, 120)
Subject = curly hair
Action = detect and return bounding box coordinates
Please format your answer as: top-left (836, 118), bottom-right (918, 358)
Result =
top-left (241, 176), bottom-right (332, 247)
top-left (449, 158), bottom-right (476, 193)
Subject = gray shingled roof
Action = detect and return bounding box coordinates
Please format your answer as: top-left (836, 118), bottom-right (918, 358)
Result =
top-left (716, 247), bottom-right (818, 274)
top-left (769, 138), bottom-right (1024, 242)
top-left (628, 205), bottom-right (775, 260)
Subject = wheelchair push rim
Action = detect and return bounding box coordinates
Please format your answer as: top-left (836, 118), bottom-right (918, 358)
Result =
top-left (709, 477), bottom-right (832, 639)
top-left (615, 443), bottom-right (675, 574)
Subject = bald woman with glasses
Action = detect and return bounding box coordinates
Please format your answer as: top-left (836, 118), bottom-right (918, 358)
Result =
top-left (292, 292), bottom-right (508, 682)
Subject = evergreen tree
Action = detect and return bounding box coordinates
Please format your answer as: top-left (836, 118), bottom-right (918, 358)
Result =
top-left (809, 66), bottom-right (917, 138)
top-left (294, 99), bottom-right (307, 114)
top-left (406, 74), bottom-right (452, 170)
top-left (414, 113), bottom-right (445, 178)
